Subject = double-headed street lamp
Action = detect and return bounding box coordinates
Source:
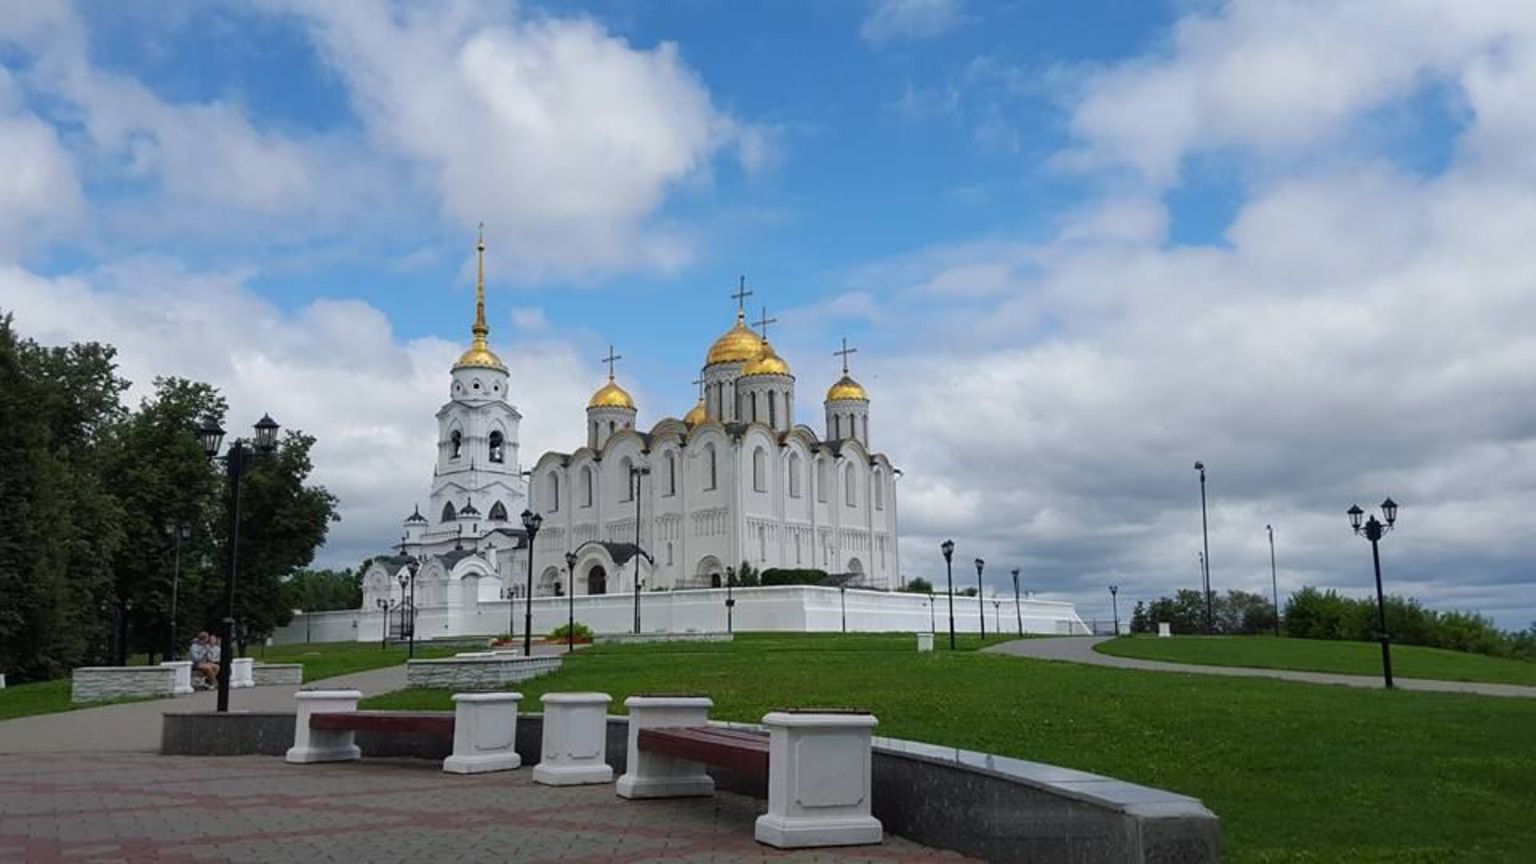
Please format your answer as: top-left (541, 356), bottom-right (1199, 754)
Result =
top-left (940, 540), bottom-right (956, 650)
top-left (564, 551), bottom-right (578, 653)
top-left (399, 558), bottom-right (423, 659)
top-left (974, 558), bottom-right (986, 639)
top-left (1010, 567), bottom-right (1023, 636)
top-left (725, 565), bottom-right (736, 634)
top-left (630, 465), bottom-right (651, 635)
top-left (1107, 585), bottom-right (1120, 636)
top-left (1194, 461), bottom-right (1213, 634)
top-left (375, 596), bottom-right (399, 649)
top-left (196, 413), bottom-right (279, 713)
top-left (520, 509), bottom-right (543, 656)
top-left (164, 522), bottom-right (191, 660)
top-left (1349, 498), bottom-right (1399, 689)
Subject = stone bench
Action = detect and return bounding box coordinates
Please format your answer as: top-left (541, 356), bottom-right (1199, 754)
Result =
top-left (617, 696), bottom-right (882, 849)
top-left (71, 666), bottom-right (178, 703)
top-left (252, 663), bottom-right (303, 687)
top-left (284, 690), bottom-right (523, 774)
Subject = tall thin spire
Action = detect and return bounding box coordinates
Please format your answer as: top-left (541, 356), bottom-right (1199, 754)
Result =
top-left (472, 223), bottom-right (489, 342)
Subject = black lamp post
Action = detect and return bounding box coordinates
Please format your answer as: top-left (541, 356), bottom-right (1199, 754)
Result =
top-left (1267, 524), bottom-right (1281, 636)
top-left (630, 466), bottom-right (650, 634)
top-left (1194, 461), bottom-right (1213, 634)
top-left (1108, 585), bottom-right (1120, 636)
top-left (1349, 498), bottom-right (1399, 689)
top-left (401, 558), bottom-right (422, 659)
top-left (196, 413), bottom-right (279, 713)
top-left (840, 585), bottom-right (848, 633)
top-left (974, 558), bottom-right (986, 639)
top-left (520, 509), bottom-right (542, 656)
top-left (397, 572), bottom-right (409, 645)
top-left (165, 522), bottom-right (191, 660)
top-left (940, 539), bottom-right (956, 650)
top-left (375, 597), bottom-right (399, 649)
top-left (564, 551), bottom-right (578, 653)
top-left (725, 565), bottom-right (736, 633)
top-left (1010, 567), bottom-right (1023, 636)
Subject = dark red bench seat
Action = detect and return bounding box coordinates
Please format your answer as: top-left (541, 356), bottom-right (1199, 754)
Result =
top-left (309, 711), bottom-right (454, 737)
top-left (636, 726), bottom-right (769, 777)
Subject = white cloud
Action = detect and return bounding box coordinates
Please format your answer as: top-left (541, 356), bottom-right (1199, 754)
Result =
top-left (860, 0), bottom-right (966, 45)
top-left (0, 75), bottom-right (81, 255)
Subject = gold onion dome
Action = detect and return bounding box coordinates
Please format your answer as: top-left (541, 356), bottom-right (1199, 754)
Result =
top-left (455, 227), bottom-right (507, 371)
top-left (683, 399), bottom-right (707, 426)
top-left (706, 311), bottom-right (764, 365)
top-left (588, 377), bottom-right (636, 410)
top-left (826, 375), bottom-right (868, 402)
top-left (742, 341), bottom-right (792, 377)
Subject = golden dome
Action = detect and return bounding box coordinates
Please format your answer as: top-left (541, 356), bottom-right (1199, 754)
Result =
top-left (742, 342), bottom-right (792, 377)
top-left (826, 374), bottom-right (868, 402)
top-left (455, 343), bottom-right (506, 370)
top-left (683, 399), bottom-right (707, 426)
top-left (706, 311), bottom-right (764, 365)
top-left (588, 378), bottom-right (636, 410)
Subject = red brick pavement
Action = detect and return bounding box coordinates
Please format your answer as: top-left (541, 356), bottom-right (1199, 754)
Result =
top-left (0, 753), bottom-right (977, 864)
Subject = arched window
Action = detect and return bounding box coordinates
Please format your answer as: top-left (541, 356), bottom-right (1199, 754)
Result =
top-left (862, 415), bottom-right (868, 442)
top-left (441, 501), bottom-right (457, 523)
top-left (769, 391), bottom-right (777, 428)
top-left (620, 457), bottom-right (634, 501)
top-left (705, 445), bottom-right (718, 490)
top-left (816, 459), bottom-right (828, 503)
top-left (787, 453), bottom-right (802, 498)
top-left (488, 430), bottom-right (504, 463)
top-left (665, 452), bottom-right (677, 496)
top-left (489, 501), bottom-right (508, 521)
top-left (845, 464), bottom-right (857, 507)
top-left (581, 466), bottom-right (594, 507)
top-left (834, 415), bottom-right (841, 439)
top-left (874, 470), bottom-right (884, 510)
top-left (450, 430), bottom-right (462, 459)
top-left (608, 420), bottom-right (616, 435)
top-left (752, 448), bottom-right (766, 492)
top-left (758, 525), bottom-right (767, 560)
top-left (751, 391), bottom-right (759, 423)
top-left (547, 472), bottom-right (560, 512)
top-left (666, 542), bottom-right (674, 566)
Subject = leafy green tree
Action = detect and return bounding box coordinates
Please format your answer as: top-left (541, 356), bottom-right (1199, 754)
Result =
top-left (730, 561), bottom-right (760, 587)
top-left (283, 568), bottom-right (362, 613)
top-left (899, 577), bottom-right (934, 593)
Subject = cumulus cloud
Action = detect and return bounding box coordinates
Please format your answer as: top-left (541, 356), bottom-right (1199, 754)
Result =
top-left (860, 0), bottom-right (966, 44)
top-left (0, 74), bottom-right (81, 255)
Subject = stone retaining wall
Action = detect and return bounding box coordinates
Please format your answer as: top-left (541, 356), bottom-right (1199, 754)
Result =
top-left (252, 664), bottom-right (303, 687)
top-left (592, 632), bottom-right (733, 645)
top-left (71, 666), bottom-right (176, 703)
top-left (404, 655), bottom-right (562, 690)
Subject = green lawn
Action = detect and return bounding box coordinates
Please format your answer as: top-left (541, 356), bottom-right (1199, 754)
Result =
top-left (0, 679), bottom-right (165, 721)
top-left (364, 632), bottom-right (1536, 863)
top-left (255, 640), bottom-right (458, 682)
top-left (1095, 635), bottom-right (1536, 686)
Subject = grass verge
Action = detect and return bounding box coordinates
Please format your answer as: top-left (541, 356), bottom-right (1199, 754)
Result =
top-left (255, 640), bottom-right (459, 682)
top-left (1095, 635), bottom-right (1536, 686)
top-left (364, 632), bottom-right (1536, 863)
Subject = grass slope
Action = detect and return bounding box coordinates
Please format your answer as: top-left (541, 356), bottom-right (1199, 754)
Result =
top-left (1095, 635), bottom-right (1536, 686)
top-left (365, 633), bottom-right (1536, 863)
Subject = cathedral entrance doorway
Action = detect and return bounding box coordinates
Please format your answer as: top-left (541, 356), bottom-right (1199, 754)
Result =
top-left (587, 565), bottom-right (607, 595)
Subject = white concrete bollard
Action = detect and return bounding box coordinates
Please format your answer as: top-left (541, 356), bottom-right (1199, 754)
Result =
top-left (916, 632), bottom-right (934, 653)
top-left (1158, 622), bottom-right (1172, 638)
top-left (532, 692), bottom-right (614, 786)
top-left (755, 711), bottom-right (883, 849)
top-left (231, 657), bottom-right (255, 688)
top-left (615, 696), bottom-right (715, 799)
top-left (0, 672), bottom-right (6, 689)
top-left (160, 661), bottom-right (194, 695)
top-left (285, 690), bottom-right (363, 764)
top-left (443, 692), bottom-right (523, 774)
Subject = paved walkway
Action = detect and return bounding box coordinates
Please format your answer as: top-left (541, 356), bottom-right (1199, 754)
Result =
top-left (0, 752), bottom-right (973, 863)
top-left (0, 666), bottom-right (407, 755)
top-left (986, 636), bottom-right (1536, 698)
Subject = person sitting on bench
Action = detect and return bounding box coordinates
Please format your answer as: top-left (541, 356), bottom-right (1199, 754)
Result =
top-left (189, 632), bottom-right (218, 689)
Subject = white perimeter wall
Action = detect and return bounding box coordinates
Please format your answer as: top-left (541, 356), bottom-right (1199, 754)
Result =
top-left (271, 586), bottom-right (1089, 645)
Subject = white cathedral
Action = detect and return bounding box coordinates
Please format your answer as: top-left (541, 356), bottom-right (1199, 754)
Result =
top-left (359, 234), bottom-right (900, 626)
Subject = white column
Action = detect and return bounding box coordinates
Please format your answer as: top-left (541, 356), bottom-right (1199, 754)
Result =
top-left (755, 710), bottom-right (883, 849)
top-left (285, 690), bottom-right (362, 764)
top-left (532, 692), bottom-right (614, 785)
top-left (231, 657), bottom-right (255, 688)
top-left (443, 692), bottom-right (523, 774)
top-left (160, 661), bottom-right (193, 695)
top-left (615, 696), bottom-right (715, 799)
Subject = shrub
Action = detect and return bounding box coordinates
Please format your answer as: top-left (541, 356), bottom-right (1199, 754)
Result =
top-left (548, 622), bottom-right (594, 641)
top-left (760, 568), bottom-right (829, 586)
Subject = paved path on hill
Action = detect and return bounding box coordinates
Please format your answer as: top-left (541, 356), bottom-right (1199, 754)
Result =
top-left (0, 665), bottom-right (407, 754)
top-left (0, 752), bottom-right (973, 863)
top-left (986, 636), bottom-right (1536, 698)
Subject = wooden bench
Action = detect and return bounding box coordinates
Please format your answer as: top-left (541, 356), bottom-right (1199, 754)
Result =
top-left (636, 726), bottom-right (768, 776)
top-left (286, 690), bottom-right (522, 774)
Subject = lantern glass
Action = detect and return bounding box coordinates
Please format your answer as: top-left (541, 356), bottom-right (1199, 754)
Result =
top-left (974, 557), bottom-right (985, 573)
top-left (253, 414), bottom-right (279, 452)
top-left (1347, 504), bottom-right (1364, 532)
top-left (940, 539), bottom-right (955, 560)
top-left (1380, 498), bottom-right (1398, 526)
top-left (196, 420), bottom-right (225, 459)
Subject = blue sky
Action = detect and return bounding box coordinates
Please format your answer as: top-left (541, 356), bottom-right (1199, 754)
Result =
top-left (3, 1), bottom-right (1534, 628)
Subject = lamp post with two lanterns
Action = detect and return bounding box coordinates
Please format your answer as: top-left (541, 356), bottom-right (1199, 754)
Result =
top-left (974, 558), bottom-right (986, 640)
top-left (1348, 498), bottom-right (1399, 689)
top-left (564, 551), bottom-right (578, 653)
top-left (940, 540), bottom-right (956, 650)
top-left (195, 413), bottom-right (280, 714)
top-left (521, 509), bottom-right (543, 656)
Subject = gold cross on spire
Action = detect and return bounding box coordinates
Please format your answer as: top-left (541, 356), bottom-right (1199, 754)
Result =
top-left (472, 223), bottom-right (488, 340)
top-left (752, 306), bottom-right (778, 341)
top-left (834, 337), bottom-right (858, 374)
top-left (601, 345), bottom-right (623, 380)
top-left (731, 275), bottom-right (753, 315)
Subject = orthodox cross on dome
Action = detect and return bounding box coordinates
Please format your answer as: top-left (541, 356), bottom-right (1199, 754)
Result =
top-left (834, 337), bottom-right (858, 374)
top-left (472, 223), bottom-right (488, 340)
top-left (601, 345), bottom-right (623, 380)
top-left (752, 306), bottom-right (778, 341)
top-left (731, 275), bottom-right (753, 314)
top-left (692, 375), bottom-right (705, 399)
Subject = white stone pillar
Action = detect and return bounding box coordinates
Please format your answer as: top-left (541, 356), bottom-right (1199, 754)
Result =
top-left (915, 632), bottom-right (933, 653)
top-left (754, 711), bottom-right (883, 849)
top-left (1158, 622), bottom-right (1172, 638)
top-left (231, 657), bottom-right (255, 688)
top-left (615, 695), bottom-right (715, 799)
top-left (443, 692), bottom-right (523, 774)
top-left (285, 690), bottom-right (362, 764)
top-left (160, 660), bottom-right (194, 695)
top-left (532, 692), bottom-right (614, 786)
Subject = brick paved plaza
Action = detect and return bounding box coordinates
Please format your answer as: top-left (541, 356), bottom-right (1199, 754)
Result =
top-left (0, 752), bottom-right (975, 863)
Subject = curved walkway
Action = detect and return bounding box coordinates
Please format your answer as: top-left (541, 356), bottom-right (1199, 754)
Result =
top-left (985, 636), bottom-right (1536, 698)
